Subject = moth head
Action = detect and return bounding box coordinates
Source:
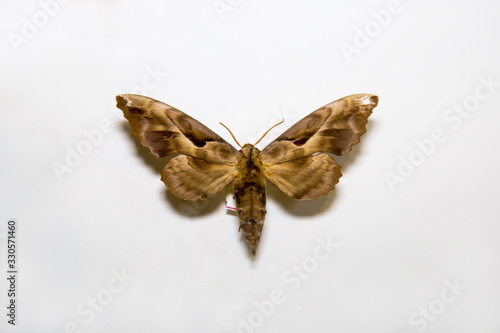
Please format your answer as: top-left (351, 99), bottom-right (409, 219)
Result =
top-left (240, 143), bottom-right (260, 159)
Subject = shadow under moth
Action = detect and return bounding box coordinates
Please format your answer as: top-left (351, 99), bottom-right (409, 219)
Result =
top-left (116, 93), bottom-right (378, 258)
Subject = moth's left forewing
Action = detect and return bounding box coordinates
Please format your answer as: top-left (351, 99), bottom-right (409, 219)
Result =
top-left (116, 94), bottom-right (240, 164)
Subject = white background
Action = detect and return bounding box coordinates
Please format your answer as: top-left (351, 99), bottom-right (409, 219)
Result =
top-left (1, 0), bottom-right (499, 332)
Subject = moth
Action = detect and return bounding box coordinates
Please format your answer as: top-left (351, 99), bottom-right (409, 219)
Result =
top-left (116, 93), bottom-right (378, 258)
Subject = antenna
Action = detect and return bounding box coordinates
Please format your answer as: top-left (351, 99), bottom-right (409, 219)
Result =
top-left (219, 122), bottom-right (242, 148)
top-left (254, 118), bottom-right (284, 146)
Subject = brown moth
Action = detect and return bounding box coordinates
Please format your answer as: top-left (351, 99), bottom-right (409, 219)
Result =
top-left (116, 93), bottom-right (378, 258)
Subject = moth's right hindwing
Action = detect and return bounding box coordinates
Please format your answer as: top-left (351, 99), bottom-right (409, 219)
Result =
top-left (263, 153), bottom-right (342, 200)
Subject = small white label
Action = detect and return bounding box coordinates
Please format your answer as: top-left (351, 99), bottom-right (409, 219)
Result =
top-left (225, 187), bottom-right (237, 211)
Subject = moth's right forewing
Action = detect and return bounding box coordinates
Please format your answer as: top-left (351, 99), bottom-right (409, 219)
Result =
top-left (116, 94), bottom-right (240, 164)
top-left (260, 94), bottom-right (378, 165)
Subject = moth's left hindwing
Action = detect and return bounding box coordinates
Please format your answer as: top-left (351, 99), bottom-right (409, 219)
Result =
top-left (161, 155), bottom-right (237, 201)
top-left (116, 94), bottom-right (240, 201)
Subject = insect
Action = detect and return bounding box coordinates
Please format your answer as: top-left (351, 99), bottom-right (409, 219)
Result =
top-left (116, 93), bottom-right (378, 258)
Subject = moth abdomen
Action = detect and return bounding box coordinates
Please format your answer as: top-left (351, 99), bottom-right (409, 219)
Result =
top-left (234, 148), bottom-right (267, 258)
